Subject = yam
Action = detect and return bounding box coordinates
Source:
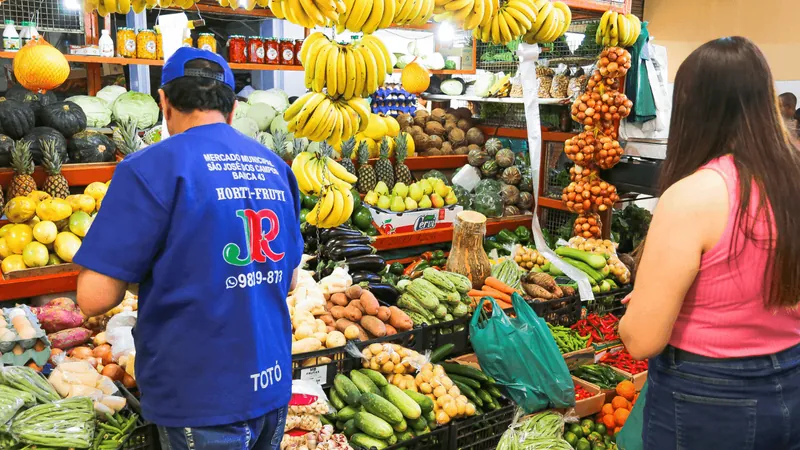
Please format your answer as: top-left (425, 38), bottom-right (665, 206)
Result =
top-left (37, 307), bottom-right (84, 333)
top-left (344, 305), bottom-right (363, 322)
top-left (48, 327), bottom-right (91, 350)
top-left (521, 283), bottom-right (555, 299)
top-left (329, 306), bottom-right (347, 320)
top-left (385, 324), bottom-right (398, 336)
top-left (388, 306), bottom-right (413, 331)
top-left (376, 306), bottom-right (392, 322)
top-left (360, 291), bottom-right (380, 316)
top-left (346, 284), bottom-right (363, 300)
top-left (349, 299), bottom-right (365, 313)
top-left (335, 318), bottom-right (357, 333)
top-left (319, 314), bottom-right (335, 326)
top-left (330, 293), bottom-right (349, 306)
top-left (360, 316), bottom-right (387, 338)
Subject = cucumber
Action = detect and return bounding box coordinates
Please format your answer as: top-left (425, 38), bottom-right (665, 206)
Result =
top-left (396, 430), bottom-right (415, 442)
top-left (354, 412), bottom-right (394, 439)
top-left (424, 410), bottom-right (435, 422)
top-left (336, 420), bottom-right (347, 430)
top-left (360, 392), bottom-right (404, 425)
top-left (448, 374), bottom-right (481, 389)
top-left (439, 363), bottom-right (490, 382)
top-left (452, 380), bottom-right (482, 407)
top-left (343, 419), bottom-right (358, 438)
top-left (561, 258), bottom-right (604, 284)
top-left (321, 415), bottom-right (334, 426)
top-left (329, 390), bottom-right (345, 410)
top-left (386, 434), bottom-right (398, 446)
top-left (403, 389), bottom-right (434, 413)
top-left (382, 385), bottom-right (422, 420)
top-left (392, 418), bottom-right (407, 432)
top-left (429, 343), bottom-right (455, 363)
top-left (359, 369), bottom-right (389, 388)
top-left (334, 374), bottom-right (362, 406)
top-left (407, 416), bottom-right (428, 432)
top-left (350, 370), bottom-right (381, 395)
top-left (337, 405), bottom-right (359, 421)
top-left (554, 246), bottom-right (607, 270)
top-left (484, 385), bottom-right (503, 398)
top-left (476, 389), bottom-right (493, 404)
top-left (350, 433), bottom-right (388, 450)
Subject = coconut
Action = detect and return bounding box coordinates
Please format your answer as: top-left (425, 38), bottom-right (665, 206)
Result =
top-left (413, 133), bottom-right (431, 150)
top-left (454, 146), bottom-right (470, 155)
top-left (427, 135), bottom-right (443, 149)
top-left (444, 120), bottom-right (458, 133)
top-left (454, 107), bottom-right (472, 120)
top-left (444, 112), bottom-right (458, 123)
top-left (411, 125), bottom-right (424, 135)
top-left (430, 108), bottom-right (447, 123)
top-left (396, 113), bottom-right (414, 129)
top-left (427, 148), bottom-right (443, 156)
top-left (448, 128), bottom-right (466, 146)
top-left (466, 127), bottom-right (485, 146)
top-left (440, 142), bottom-right (454, 155)
top-left (415, 109), bottom-right (429, 120)
top-left (457, 118), bottom-right (473, 131)
top-left (425, 121), bottom-right (446, 136)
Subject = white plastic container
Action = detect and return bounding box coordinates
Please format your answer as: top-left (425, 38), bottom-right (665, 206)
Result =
top-left (18, 21), bottom-right (29, 47)
top-left (2, 20), bottom-right (19, 52)
top-left (29, 22), bottom-right (40, 41)
top-left (99, 29), bottom-right (114, 57)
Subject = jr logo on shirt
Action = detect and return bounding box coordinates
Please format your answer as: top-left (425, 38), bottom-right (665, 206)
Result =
top-left (223, 209), bottom-right (285, 266)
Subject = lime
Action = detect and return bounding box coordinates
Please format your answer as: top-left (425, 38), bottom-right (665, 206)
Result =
top-left (351, 188), bottom-right (362, 210)
top-left (299, 208), bottom-right (310, 223)
top-left (353, 207), bottom-right (373, 230)
top-left (576, 438), bottom-right (591, 450)
top-left (303, 194), bottom-right (319, 210)
top-left (22, 241), bottom-right (49, 267)
top-left (564, 431), bottom-right (578, 447)
top-left (594, 424), bottom-right (607, 436)
top-left (592, 443), bottom-right (607, 450)
top-left (581, 425), bottom-right (593, 438)
top-left (581, 419), bottom-right (596, 431)
top-left (569, 424), bottom-right (584, 438)
top-left (588, 432), bottom-right (603, 443)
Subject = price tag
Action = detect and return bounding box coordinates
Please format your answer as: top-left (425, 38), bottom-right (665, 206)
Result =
top-left (300, 365), bottom-right (328, 386)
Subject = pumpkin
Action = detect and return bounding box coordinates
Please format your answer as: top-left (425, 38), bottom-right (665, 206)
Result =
top-left (13, 37), bottom-right (70, 93)
top-left (39, 102), bottom-right (87, 137)
top-left (68, 130), bottom-right (116, 163)
top-left (20, 127), bottom-right (68, 165)
top-left (401, 61), bottom-right (430, 94)
top-left (445, 210), bottom-right (492, 289)
top-left (0, 134), bottom-right (14, 167)
top-left (0, 99), bottom-right (35, 139)
top-left (4, 85), bottom-right (57, 114)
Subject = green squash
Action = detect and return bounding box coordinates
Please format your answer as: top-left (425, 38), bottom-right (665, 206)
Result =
top-left (20, 127), bottom-right (68, 165)
top-left (0, 134), bottom-right (13, 167)
top-left (4, 85), bottom-right (56, 114)
top-left (0, 98), bottom-right (35, 139)
top-left (39, 102), bottom-right (87, 137)
top-left (68, 130), bottom-right (116, 163)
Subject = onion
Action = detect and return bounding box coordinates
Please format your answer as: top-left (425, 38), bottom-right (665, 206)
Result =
top-left (122, 373), bottom-right (136, 389)
top-left (93, 344), bottom-right (114, 365)
top-left (70, 346), bottom-right (93, 360)
top-left (101, 363), bottom-right (125, 382)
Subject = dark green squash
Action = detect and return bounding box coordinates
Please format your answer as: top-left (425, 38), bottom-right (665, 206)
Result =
top-left (39, 102), bottom-right (87, 137)
top-left (20, 127), bottom-right (68, 165)
top-left (0, 134), bottom-right (13, 167)
top-left (68, 130), bottom-right (116, 163)
top-left (4, 85), bottom-right (57, 114)
top-left (0, 98), bottom-right (35, 139)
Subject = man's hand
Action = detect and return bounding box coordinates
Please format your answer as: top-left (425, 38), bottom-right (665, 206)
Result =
top-left (76, 269), bottom-right (128, 317)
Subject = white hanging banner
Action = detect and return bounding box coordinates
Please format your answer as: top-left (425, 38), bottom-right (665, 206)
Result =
top-left (517, 43), bottom-right (594, 301)
top-left (156, 12), bottom-right (190, 140)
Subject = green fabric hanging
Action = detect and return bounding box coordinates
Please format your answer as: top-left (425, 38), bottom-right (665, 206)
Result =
top-left (625, 23), bottom-right (657, 123)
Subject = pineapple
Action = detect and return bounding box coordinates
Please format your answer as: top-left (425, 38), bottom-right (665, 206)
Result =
top-left (356, 141), bottom-right (376, 194)
top-left (41, 140), bottom-right (70, 199)
top-left (115, 118), bottom-right (143, 159)
top-left (339, 138), bottom-right (356, 175)
top-left (393, 135), bottom-right (414, 186)
top-left (375, 137), bottom-right (395, 190)
top-left (7, 140), bottom-right (37, 199)
top-left (271, 130), bottom-right (289, 159)
top-left (292, 138), bottom-right (307, 158)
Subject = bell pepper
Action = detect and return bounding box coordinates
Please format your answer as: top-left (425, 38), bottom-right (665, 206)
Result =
top-left (514, 226), bottom-right (532, 244)
top-left (420, 251), bottom-right (434, 261)
top-left (403, 259), bottom-right (428, 275)
top-left (389, 262), bottom-right (405, 275)
top-left (433, 250), bottom-right (446, 260)
top-left (496, 229), bottom-right (519, 245)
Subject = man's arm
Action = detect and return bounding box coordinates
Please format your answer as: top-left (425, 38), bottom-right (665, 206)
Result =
top-left (76, 269), bottom-right (128, 317)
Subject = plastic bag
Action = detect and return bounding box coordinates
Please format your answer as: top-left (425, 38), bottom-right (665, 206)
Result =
top-left (550, 64), bottom-right (569, 99)
top-left (497, 409), bottom-right (571, 450)
top-left (345, 341), bottom-right (426, 375)
top-left (10, 397), bottom-right (95, 448)
top-left (0, 366), bottom-right (60, 403)
top-left (473, 179), bottom-right (504, 218)
top-left (0, 394), bottom-right (23, 426)
top-left (616, 381), bottom-right (648, 450)
top-left (470, 293), bottom-right (574, 412)
top-left (106, 312), bottom-right (137, 362)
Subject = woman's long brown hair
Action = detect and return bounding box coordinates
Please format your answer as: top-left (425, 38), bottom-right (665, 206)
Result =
top-left (659, 37), bottom-right (800, 309)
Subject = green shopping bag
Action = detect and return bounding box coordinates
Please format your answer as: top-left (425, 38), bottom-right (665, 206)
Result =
top-left (616, 381), bottom-right (648, 450)
top-left (469, 293), bottom-right (575, 413)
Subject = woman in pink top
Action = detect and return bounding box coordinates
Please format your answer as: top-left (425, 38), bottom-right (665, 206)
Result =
top-left (618, 37), bottom-right (800, 449)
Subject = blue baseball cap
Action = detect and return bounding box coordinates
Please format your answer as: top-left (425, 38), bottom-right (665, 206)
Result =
top-left (161, 47), bottom-right (235, 91)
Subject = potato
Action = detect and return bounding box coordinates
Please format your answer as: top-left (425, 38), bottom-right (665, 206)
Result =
top-left (319, 314), bottom-right (335, 326)
top-left (330, 293), bottom-right (349, 306)
top-left (344, 325), bottom-right (360, 340)
top-left (346, 284), bottom-right (363, 300)
top-left (388, 306), bottom-right (413, 331)
top-left (335, 318), bottom-right (357, 333)
top-left (294, 323), bottom-right (315, 340)
top-left (292, 337), bottom-right (322, 355)
top-left (326, 331), bottom-right (346, 348)
top-left (344, 305), bottom-right (363, 322)
top-left (314, 319), bottom-right (327, 333)
top-left (385, 324), bottom-right (397, 336)
top-left (360, 290), bottom-right (380, 316)
top-left (360, 316), bottom-right (387, 338)
top-left (349, 299), bottom-right (365, 313)
top-left (376, 306), bottom-right (392, 322)
top-left (312, 331), bottom-right (328, 345)
top-left (329, 306), bottom-right (347, 320)
top-left (326, 301), bottom-right (334, 310)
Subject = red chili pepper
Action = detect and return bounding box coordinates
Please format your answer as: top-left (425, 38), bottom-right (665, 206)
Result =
top-left (403, 260), bottom-right (424, 275)
top-left (420, 251), bottom-right (434, 261)
top-left (574, 383), bottom-right (594, 400)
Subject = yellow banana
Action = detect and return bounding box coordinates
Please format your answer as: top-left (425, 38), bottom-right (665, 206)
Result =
top-left (299, 32), bottom-right (328, 65)
top-left (444, 0), bottom-right (472, 12)
top-left (504, 2), bottom-right (532, 32)
top-left (102, 0), bottom-right (116, 13)
top-left (326, 157), bottom-right (358, 184)
top-left (358, 46), bottom-right (379, 97)
top-left (609, 12), bottom-right (619, 39)
top-left (291, 152), bottom-right (314, 194)
top-left (616, 13), bottom-right (630, 47)
top-left (542, 8), bottom-right (563, 42)
top-left (533, 4), bottom-right (556, 40)
top-left (313, 44), bottom-right (333, 92)
top-left (362, 0), bottom-right (384, 34)
top-left (351, 48), bottom-right (367, 99)
top-left (407, 0), bottom-right (426, 23)
top-left (415, 0), bottom-right (434, 24)
top-left (296, 97), bottom-right (331, 134)
top-left (496, 10), bottom-right (512, 44)
top-left (338, 103), bottom-right (353, 143)
top-left (347, 98), bottom-right (371, 132)
top-left (327, 111), bottom-right (343, 151)
top-left (311, 107), bottom-right (338, 142)
top-left (117, 0), bottom-right (131, 13)
top-left (316, 187), bottom-right (336, 223)
top-left (326, 45), bottom-right (339, 98)
top-left (319, 186), bottom-right (344, 228)
top-left (553, 1), bottom-right (571, 32)
top-left (268, 0), bottom-right (286, 18)
top-left (451, 1), bottom-right (473, 23)
top-left (502, 10), bottom-right (521, 37)
top-left (463, 0), bottom-right (484, 31)
top-left (379, 0), bottom-right (397, 29)
top-left (132, 0), bottom-right (146, 12)
top-left (339, 187), bottom-right (354, 225)
top-left (299, 0), bottom-right (326, 26)
top-left (394, 0), bottom-right (416, 23)
top-left (362, 38), bottom-right (389, 84)
top-left (346, 0), bottom-right (371, 31)
top-left (336, 47), bottom-right (347, 96)
top-left (598, 9), bottom-right (612, 35)
top-left (490, 13), bottom-right (501, 44)
top-left (285, 92), bottom-right (314, 122)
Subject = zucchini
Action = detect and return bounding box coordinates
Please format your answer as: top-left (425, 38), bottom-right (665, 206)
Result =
top-left (359, 369), bottom-right (389, 388)
top-left (554, 247), bottom-right (607, 270)
top-left (412, 278), bottom-right (460, 304)
top-left (338, 406), bottom-right (359, 421)
top-left (429, 343), bottom-right (455, 363)
top-left (561, 258), bottom-right (605, 284)
top-left (392, 418), bottom-right (408, 432)
top-left (334, 374), bottom-right (362, 406)
top-left (407, 416), bottom-right (428, 432)
top-left (360, 392), bottom-right (404, 425)
top-left (382, 385), bottom-right (422, 420)
top-left (386, 434), bottom-right (398, 446)
top-left (476, 389), bottom-right (493, 404)
top-left (350, 433), bottom-right (388, 450)
top-left (433, 304), bottom-right (448, 319)
top-left (439, 363), bottom-right (490, 382)
top-left (403, 390), bottom-right (434, 413)
top-left (398, 294), bottom-right (434, 320)
top-left (343, 419), bottom-right (358, 438)
top-left (405, 281), bottom-right (440, 310)
top-left (350, 370), bottom-right (381, 395)
top-left (330, 389), bottom-right (346, 410)
top-left (421, 268), bottom-right (456, 292)
top-left (448, 374), bottom-right (481, 389)
top-left (441, 271), bottom-right (473, 294)
top-left (354, 412), bottom-right (394, 439)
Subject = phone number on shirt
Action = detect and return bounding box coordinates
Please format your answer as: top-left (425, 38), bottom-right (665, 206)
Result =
top-left (225, 270), bottom-right (284, 289)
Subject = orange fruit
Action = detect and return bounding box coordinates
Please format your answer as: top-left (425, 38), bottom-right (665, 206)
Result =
top-left (614, 408), bottom-right (630, 426)
top-left (616, 380), bottom-right (636, 401)
top-left (603, 414), bottom-right (616, 429)
top-left (614, 427), bottom-right (622, 435)
top-left (601, 403), bottom-right (614, 416)
top-left (611, 396), bottom-right (629, 410)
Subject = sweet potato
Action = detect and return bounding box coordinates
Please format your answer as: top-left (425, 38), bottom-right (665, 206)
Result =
top-left (349, 299), bottom-right (365, 313)
top-left (326, 301), bottom-right (334, 310)
top-left (522, 283), bottom-right (555, 299)
top-left (376, 306), bottom-right (392, 322)
top-left (327, 325), bottom-right (336, 333)
top-left (330, 293), bottom-right (350, 307)
top-left (360, 290), bottom-right (380, 316)
top-left (37, 308), bottom-right (84, 333)
top-left (385, 324), bottom-right (397, 336)
top-left (344, 305), bottom-right (363, 322)
top-left (319, 314), bottom-right (335, 326)
top-left (360, 316), bottom-right (387, 338)
top-left (329, 306), bottom-right (347, 320)
top-left (48, 327), bottom-right (92, 350)
top-left (388, 306), bottom-right (413, 331)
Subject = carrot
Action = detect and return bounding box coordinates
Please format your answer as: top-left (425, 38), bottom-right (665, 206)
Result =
top-left (468, 289), bottom-right (497, 298)
top-left (481, 285), bottom-right (512, 302)
top-left (484, 277), bottom-right (516, 295)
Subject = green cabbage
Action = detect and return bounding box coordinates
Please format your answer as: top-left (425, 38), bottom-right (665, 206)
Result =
top-left (247, 102), bottom-right (277, 131)
top-left (248, 89), bottom-right (290, 113)
top-left (65, 95), bottom-right (112, 128)
top-left (421, 53), bottom-right (445, 70)
top-left (269, 115), bottom-right (289, 135)
top-left (474, 72), bottom-right (497, 98)
top-left (234, 101), bottom-right (251, 119)
top-left (95, 85), bottom-right (127, 107)
top-left (232, 117), bottom-right (259, 137)
top-left (112, 91), bottom-right (160, 128)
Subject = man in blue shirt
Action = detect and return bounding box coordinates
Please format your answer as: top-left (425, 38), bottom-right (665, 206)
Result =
top-left (75, 47), bottom-right (303, 450)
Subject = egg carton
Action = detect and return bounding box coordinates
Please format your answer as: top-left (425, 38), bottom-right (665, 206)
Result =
top-left (0, 305), bottom-right (51, 366)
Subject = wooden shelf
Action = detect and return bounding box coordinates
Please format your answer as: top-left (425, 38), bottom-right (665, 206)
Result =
top-left (477, 126), bottom-right (577, 142)
top-left (372, 214), bottom-right (531, 251)
top-left (537, 196), bottom-right (570, 211)
top-left (0, 163), bottom-right (116, 188)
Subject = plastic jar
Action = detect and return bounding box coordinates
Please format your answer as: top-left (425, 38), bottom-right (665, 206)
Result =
top-left (183, 28), bottom-right (193, 47)
top-left (117, 28), bottom-right (136, 58)
top-left (99, 29), bottom-right (114, 57)
top-left (265, 38), bottom-right (279, 64)
top-left (3, 20), bottom-right (20, 52)
top-left (279, 39), bottom-right (294, 65)
top-left (198, 33), bottom-right (216, 52)
top-left (247, 36), bottom-right (264, 64)
top-left (136, 29), bottom-right (156, 59)
top-left (293, 39), bottom-right (303, 65)
top-left (228, 35), bottom-right (246, 63)
top-left (155, 29), bottom-right (164, 59)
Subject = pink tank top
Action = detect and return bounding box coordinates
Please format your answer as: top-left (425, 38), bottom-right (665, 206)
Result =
top-left (669, 155), bottom-right (800, 358)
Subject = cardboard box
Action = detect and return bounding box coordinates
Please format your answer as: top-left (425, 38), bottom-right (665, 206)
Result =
top-left (610, 366), bottom-right (648, 391)
top-left (563, 347), bottom-right (595, 371)
top-left (69, 45), bottom-right (100, 56)
top-left (571, 376), bottom-right (605, 418)
top-left (366, 204), bottom-right (462, 235)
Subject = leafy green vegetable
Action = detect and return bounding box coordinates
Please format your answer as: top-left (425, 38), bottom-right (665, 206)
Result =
top-left (112, 91), bottom-right (160, 128)
top-left (612, 204), bottom-right (653, 252)
top-left (248, 88), bottom-right (290, 113)
top-left (65, 95), bottom-right (112, 127)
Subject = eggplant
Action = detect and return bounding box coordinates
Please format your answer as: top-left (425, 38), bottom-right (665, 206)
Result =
top-left (327, 244), bottom-right (375, 261)
top-left (351, 271), bottom-right (382, 284)
top-left (324, 236), bottom-right (374, 249)
top-left (301, 223), bottom-right (318, 237)
top-left (319, 226), bottom-right (364, 242)
top-left (345, 254), bottom-right (386, 273)
top-left (367, 283), bottom-right (399, 305)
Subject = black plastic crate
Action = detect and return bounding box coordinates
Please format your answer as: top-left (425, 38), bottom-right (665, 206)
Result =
top-left (383, 425), bottom-right (450, 450)
top-left (585, 286), bottom-right (632, 317)
top-left (121, 422), bottom-right (160, 450)
top-left (448, 403), bottom-right (517, 450)
top-left (418, 317), bottom-right (472, 356)
top-left (529, 294), bottom-right (582, 327)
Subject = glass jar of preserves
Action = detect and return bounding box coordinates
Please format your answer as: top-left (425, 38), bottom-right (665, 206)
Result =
top-left (116, 27), bottom-right (136, 58)
top-left (155, 28), bottom-right (164, 60)
top-left (247, 36), bottom-right (264, 64)
top-left (198, 32), bottom-right (216, 52)
top-left (228, 35), bottom-right (246, 63)
top-left (182, 28), bottom-right (193, 48)
top-left (265, 38), bottom-right (279, 65)
top-left (136, 29), bottom-right (157, 59)
top-left (279, 39), bottom-right (294, 65)
top-left (293, 39), bottom-right (303, 65)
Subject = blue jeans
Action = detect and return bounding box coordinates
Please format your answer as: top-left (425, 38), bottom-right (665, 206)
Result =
top-left (643, 344), bottom-right (800, 450)
top-left (158, 407), bottom-right (287, 450)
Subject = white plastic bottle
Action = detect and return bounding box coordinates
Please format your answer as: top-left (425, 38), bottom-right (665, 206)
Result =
top-left (99, 29), bottom-right (114, 57)
top-left (28, 22), bottom-right (39, 41)
top-left (18, 21), bottom-right (29, 47)
top-left (2, 20), bottom-right (19, 52)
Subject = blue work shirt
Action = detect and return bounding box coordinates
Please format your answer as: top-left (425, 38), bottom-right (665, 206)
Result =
top-left (74, 122), bottom-right (303, 427)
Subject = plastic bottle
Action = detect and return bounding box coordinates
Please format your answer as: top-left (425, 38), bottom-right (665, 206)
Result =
top-left (99, 29), bottom-right (114, 57)
top-left (18, 21), bottom-right (29, 47)
top-left (28, 22), bottom-right (39, 41)
top-left (2, 20), bottom-right (19, 52)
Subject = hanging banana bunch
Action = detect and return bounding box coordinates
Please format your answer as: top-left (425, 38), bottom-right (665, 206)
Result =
top-left (85, 0), bottom-right (196, 14)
